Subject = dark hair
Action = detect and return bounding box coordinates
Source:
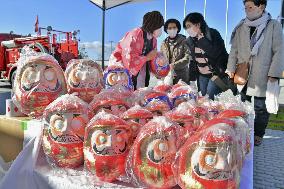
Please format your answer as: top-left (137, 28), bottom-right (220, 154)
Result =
top-left (243, 0), bottom-right (267, 7)
top-left (164, 19), bottom-right (181, 34)
top-left (183, 12), bottom-right (208, 35)
top-left (142, 11), bottom-right (164, 34)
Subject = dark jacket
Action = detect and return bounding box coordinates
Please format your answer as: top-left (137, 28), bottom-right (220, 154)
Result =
top-left (185, 27), bottom-right (228, 77)
top-left (161, 34), bottom-right (190, 71)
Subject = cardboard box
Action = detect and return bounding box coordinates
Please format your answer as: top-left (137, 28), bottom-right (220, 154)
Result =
top-left (0, 116), bottom-right (31, 162)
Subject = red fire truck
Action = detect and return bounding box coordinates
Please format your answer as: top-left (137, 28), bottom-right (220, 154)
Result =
top-left (0, 26), bottom-right (79, 85)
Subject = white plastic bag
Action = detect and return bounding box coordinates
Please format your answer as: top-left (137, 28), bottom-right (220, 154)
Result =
top-left (265, 80), bottom-right (280, 114)
top-left (163, 68), bottom-right (175, 85)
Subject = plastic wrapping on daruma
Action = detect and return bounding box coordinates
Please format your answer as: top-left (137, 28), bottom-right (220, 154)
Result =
top-left (169, 85), bottom-right (198, 108)
top-left (12, 50), bottom-right (67, 118)
top-left (120, 104), bottom-right (153, 139)
top-left (126, 116), bottom-right (182, 189)
top-left (103, 65), bottom-right (133, 90)
top-left (198, 97), bottom-right (222, 120)
top-left (153, 80), bottom-right (172, 94)
top-left (217, 110), bottom-right (251, 155)
top-left (174, 118), bottom-right (244, 189)
top-left (65, 59), bottom-right (103, 103)
top-left (149, 52), bottom-right (170, 78)
top-left (141, 90), bottom-right (172, 116)
top-left (42, 94), bottom-right (90, 168)
top-left (88, 88), bottom-right (130, 117)
top-left (84, 111), bottom-right (133, 182)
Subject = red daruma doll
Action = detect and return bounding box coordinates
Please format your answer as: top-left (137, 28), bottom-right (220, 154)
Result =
top-left (150, 52), bottom-right (170, 78)
top-left (175, 118), bottom-right (242, 189)
top-left (13, 54), bottom-right (67, 118)
top-left (121, 104), bottom-right (153, 139)
top-left (65, 59), bottom-right (103, 103)
top-left (127, 116), bottom-right (182, 189)
top-left (42, 94), bottom-right (90, 168)
top-left (84, 111), bottom-right (133, 182)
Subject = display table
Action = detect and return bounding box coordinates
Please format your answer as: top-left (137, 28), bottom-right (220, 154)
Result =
top-left (0, 117), bottom-right (253, 189)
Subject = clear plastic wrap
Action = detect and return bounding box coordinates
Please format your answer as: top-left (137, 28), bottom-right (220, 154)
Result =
top-left (126, 116), bottom-right (182, 188)
top-left (169, 85), bottom-right (198, 108)
top-left (140, 90), bottom-right (172, 116)
top-left (103, 65), bottom-right (133, 90)
top-left (198, 96), bottom-right (223, 120)
top-left (65, 59), bottom-right (103, 103)
top-left (153, 80), bottom-right (172, 94)
top-left (120, 104), bottom-right (153, 139)
top-left (84, 111), bottom-right (133, 182)
top-left (42, 94), bottom-right (90, 168)
top-left (12, 48), bottom-right (67, 118)
top-left (149, 52), bottom-right (170, 78)
top-left (174, 118), bottom-right (244, 189)
top-left (88, 88), bottom-right (130, 117)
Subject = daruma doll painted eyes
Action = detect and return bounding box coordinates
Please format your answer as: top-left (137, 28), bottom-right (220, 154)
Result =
top-left (65, 59), bottom-right (103, 103)
top-left (127, 116), bottom-right (182, 189)
top-left (103, 65), bottom-right (133, 90)
top-left (84, 111), bottom-right (133, 182)
top-left (13, 54), bottom-right (67, 118)
top-left (176, 118), bottom-right (243, 189)
top-left (42, 94), bottom-right (90, 168)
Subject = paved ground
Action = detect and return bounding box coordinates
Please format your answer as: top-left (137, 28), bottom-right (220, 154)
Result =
top-left (254, 129), bottom-right (284, 189)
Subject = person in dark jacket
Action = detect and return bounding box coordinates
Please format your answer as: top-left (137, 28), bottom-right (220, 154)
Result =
top-left (184, 12), bottom-right (228, 99)
top-left (160, 19), bottom-right (190, 84)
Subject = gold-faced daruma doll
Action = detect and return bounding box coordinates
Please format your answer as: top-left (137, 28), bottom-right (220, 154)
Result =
top-left (13, 54), bottom-right (67, 118)
top-left (84, 111), bottom-right (133, 182)
top-left (103, 65), bottom-right (133, 90)
top-left (175, 118), bottom-right (243, 189)
top-left (42, 94), bottom-right (90, 168)
top-left (127, 116), bottom-right (182, 189)
top-left (65, 59), bottom-right (103, 103)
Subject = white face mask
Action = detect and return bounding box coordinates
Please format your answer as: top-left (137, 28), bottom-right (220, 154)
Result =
top-left (153, 28), bottom-right (163, 38)
top-left (186, 28), bottom-right (197, 38)
top-left (246, 10), bottom-right (262, 20)
top-left (167, 29), bottom-right (178, 38)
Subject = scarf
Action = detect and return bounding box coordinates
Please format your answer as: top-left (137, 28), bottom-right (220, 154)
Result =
top-left (230, 11), bottom-right (271, 56)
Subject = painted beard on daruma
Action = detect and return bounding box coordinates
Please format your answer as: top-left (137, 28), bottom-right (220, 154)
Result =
top-left (84, 111), bottom-right (133, 182)
top-left (42, 94), bottom-right (90, 168)
top-left (13, 54), bottom-right (67, 118)
top-left (176, 118), bottom-right (243, 189)
top-left (128, 116), bottom-right (182, 189)
top-left (65, 59), bottom-right (103, 103)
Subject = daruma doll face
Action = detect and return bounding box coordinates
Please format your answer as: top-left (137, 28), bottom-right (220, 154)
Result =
top-left (84, 113), bottom-right (132, 182)
top-left (14, 56), bottom-right (67, 117)
top-left (42, 94), bottom-right (89, 168)
top-left (103, 66), bottom-right (133, 90)
top-left (66, 59), bottom-right (103, 102)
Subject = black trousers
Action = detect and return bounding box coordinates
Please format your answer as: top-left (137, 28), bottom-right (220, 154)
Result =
top-left (241, 86), bottom-right (270, 138)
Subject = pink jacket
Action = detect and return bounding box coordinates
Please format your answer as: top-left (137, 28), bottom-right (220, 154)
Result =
top-left (111, 28), bottom-right (157, 76)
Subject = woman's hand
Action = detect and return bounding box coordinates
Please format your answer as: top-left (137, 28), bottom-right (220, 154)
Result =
top-left (225, 70), bottom-right (235, 78)
top-left (146, 50), bottom-right (157, 61)
top-left (197, 33), bottom-right (204, 40)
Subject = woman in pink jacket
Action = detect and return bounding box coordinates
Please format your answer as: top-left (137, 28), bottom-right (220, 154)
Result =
top-left (109, 11), bottom-right (164, 90)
